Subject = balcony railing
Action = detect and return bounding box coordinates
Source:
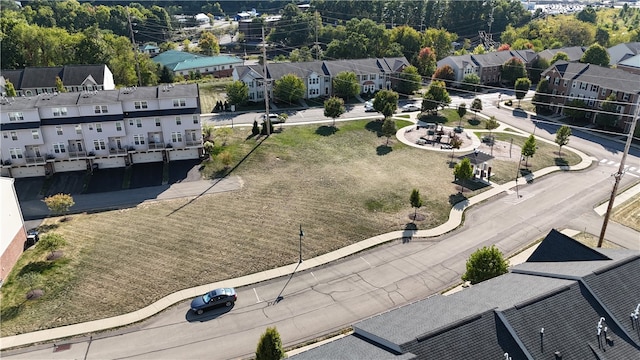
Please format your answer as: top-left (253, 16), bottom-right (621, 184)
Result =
top-left (109, 148), bottom-right (127, 155)
top-left (25, 156), bottom-right (46, 164)
top-left (186, 140), bottom-right (201, 147)
top-left (148, 142), bottom-right (165, 150)
top-left (68, 151), bottom-right (87, 159)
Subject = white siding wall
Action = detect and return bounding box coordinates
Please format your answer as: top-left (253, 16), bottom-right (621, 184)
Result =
top-left (53, 160), bottom-right (86, 173)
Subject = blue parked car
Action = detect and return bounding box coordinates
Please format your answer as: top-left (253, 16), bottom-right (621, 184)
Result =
top-left (190, 287), bottom-right (237, 315)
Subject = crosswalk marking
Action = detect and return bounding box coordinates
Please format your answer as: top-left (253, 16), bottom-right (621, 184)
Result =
top-left (598, 159), bottom-right (640, 174)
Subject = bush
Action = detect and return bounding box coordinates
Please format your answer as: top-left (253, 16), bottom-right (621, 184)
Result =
top-left (252, 120), bottom-right (260, 136)
top-left (505, 100), bottom-right (513, 106)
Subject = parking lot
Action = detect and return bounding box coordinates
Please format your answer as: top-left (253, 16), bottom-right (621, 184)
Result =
top-left (14, 159), bottom-right (204, 203)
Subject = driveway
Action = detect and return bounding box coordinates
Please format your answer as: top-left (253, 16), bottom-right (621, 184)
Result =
top-left (129, 162), bottom-right (163, 189)
top-left (13, 177), bottom-right (45, 202)
top-left (42, 171), bottom-right (86, 196)
top-left (85, 168), bottom-right (125, 193)
top-left (168, 159), bottom-right (203, 184)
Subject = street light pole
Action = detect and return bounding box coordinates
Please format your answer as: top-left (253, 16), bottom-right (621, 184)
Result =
top-left (299, 224), bottom-right (304, 264)
top-left (515, 155), bottom-right (524, 198)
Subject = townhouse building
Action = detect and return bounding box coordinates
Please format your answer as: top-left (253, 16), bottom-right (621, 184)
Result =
top-left (0, 84), bottom-right (202, 178)
top-left (152, 50), bottom-right (243, 78)
top-left (0, 65), bottom-right (115, 96)
top-left (232, 57), bottom-right (409, 103)
top-left (436, 49), bottom-right (535, 86)
top-left (541, 60), bottom-right (640, 133)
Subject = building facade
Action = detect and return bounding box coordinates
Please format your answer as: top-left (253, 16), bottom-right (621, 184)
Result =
top-left (232, 57), bottom-right (410, 103)
top-left (152, 50), bottom-right (243, 78)
top-left (0, 84), bottom-right (202, 178)
top-left (0, 177), bottom-right (26, 283)
top-left (542, 61), bottom-right (640, 132)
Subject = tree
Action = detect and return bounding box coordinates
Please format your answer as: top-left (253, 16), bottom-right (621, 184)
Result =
top-left (501, 57), bottom-right (526, 86)
top-left (422, 80), bottom-right (450, 115)
top-left (456, 103), bottom-right (467, 127)
top-left (55, 76), bottom-right (67, 93)
top-left (497, 43), bottom-right (511, 51)
top-left (555, 125), bottom-right (572, 157)
top-left (5, 79), bottom-right (17, 97)
top-left (381, 118), bottom-right (396, 146)
top-left (485, 117), bottom-right (499, 155)
top-left (550, 52), bottom-right (569, 64)
top-left (20, 271), bottom-right (43, 299)
top-left (373, 90), bottom-right (399, 118)
top-left (514, 77), bottom-right (531, 107)
top-left (255, 327), bottom-right (284, 360)
top-left (397, 65), bottom-right (421, 95)
top-left (324, 96), bottom-right (346, 127)
top-left (409, 189), bottom-right (423, 222)
top-left (564, 99), bottom-right (589, 122)
top-left (533, 78), bottom-right (551, 114)
top-left (226, 81), bottom-right (249, 106)
top-left (461, 74), bottom-right (480, 92)
top-left (595, 27), bottom-right (610, 47)
top-left (521, 135), bottom-right (537, 167)
top-left (390, 26), bottom-right (422, 63)
top-left (454, 157), bottom-right (473, 193)
top-left (198, 31), bottom-right (220, 56)
top-left (416, 47), bottom-right (437, 77)
top-left (450, 135), bottom-right (463, 162)
top-left (273, 74), bottom-right (305, 105)
top-left (471, 98), bottom-right (483, 119)
top-left (332, 71), bottom-right (360, 100)
top-left (43, 193), bottom-right (74, 219)
top-left (432, 65), bottom-right (455, 84)
top-left (38, 233), bottom-right (67, 258)
top-left (581, 43), bottom-right (610, 67)
top-left (203, 141), bottom-right (215, 160)
top-left (528, 56), bottom-right (549, 84)
top-left (576, 6), bottom-right (597, 24)
top-left (423, 28), bottom-right (457, 61)
top-left (461, 245), bottom-right (509, 285)
top-left (596, 94), bottom-right (619, 130)
top-left (159, 66), bottom-right (175, 83)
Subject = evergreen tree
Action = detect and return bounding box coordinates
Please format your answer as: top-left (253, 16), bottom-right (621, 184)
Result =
top-left (255, 327), bottom-right (284, 360)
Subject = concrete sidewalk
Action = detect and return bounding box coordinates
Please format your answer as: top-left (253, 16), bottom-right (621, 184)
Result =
top-left (0, 128), bottom-right (596, 350)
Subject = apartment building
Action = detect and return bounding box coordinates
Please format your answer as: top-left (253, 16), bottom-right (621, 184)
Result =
top-left (232, 57), bottom-right (409, 103)
top-left (542, 60), bottom-right (640, 132)
top-left (0, 64), bottom-right (115, 96)
top-left (0, 84), bottom-right (202, 178)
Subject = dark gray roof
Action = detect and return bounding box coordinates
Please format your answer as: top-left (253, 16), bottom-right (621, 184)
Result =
top-left (537, 46), bottom-right (586, 62)
top-left (502, 281), bottom-right (640, 360)
top-left (608, 42), bottom-right (640, 65)
top-left (19, 67), bottom-right (63, 88)
top-left (1, 65), bottom-right (109, 90)
top-left (1, 70), bottom-right (23, 88)
top-left (117, 86), bottom-right (157, 101)
top-left (60, 64), bottom-right (106, 87)
top-left (265, 60), bottom-right (327, 80)
top-left (156, 83), bottom-right (198, 99)
top-left (543, 61), bottom-right (640, 94)
top-left (292, 335), bottom-right (415, 360)
top-left (526, 229), bottom-right (611, 262)
top-left (34, 92), bottom-right (81, 107)
top-left (583, 255), bottom-right (640, 338)
top-left (470, 50), bottom-right (534, 67)
top-left (0, 96), bottom-right (39, 110)
top-left (459, 150), bottom-right (493, 165)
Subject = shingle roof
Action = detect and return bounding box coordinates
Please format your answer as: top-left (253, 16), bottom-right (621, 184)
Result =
top-left (459, 150), bottom-right (493, 165)
top-left (19, 67), bottom-right (63, 88)
top-left (1, 70), bottom-right (23, 89)
top-left (293, 335), bottom-right (415, 360)
top-left (543, 61), bottom-right (640, 94)
top-left (60, 64), bottom-right (106, 87)
top-left (502, 282), bottom-right (640, 360)
top-left (608, 42), bottom-right (640, 64)
top-left (537, 46), bottom-right (586, 62)
top-left (526, 229), bottom-right (611, 262)
top-left (152, 50), bottom-right (242, 71)
top-left (1, 65), bottom-right (109, 90)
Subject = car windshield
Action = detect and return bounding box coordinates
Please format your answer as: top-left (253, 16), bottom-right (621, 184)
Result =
top-left (203, 293), bottom-right (212, 303)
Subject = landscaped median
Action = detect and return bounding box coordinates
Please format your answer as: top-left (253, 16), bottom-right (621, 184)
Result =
top-left (0, 119), bottom-right (586, 343)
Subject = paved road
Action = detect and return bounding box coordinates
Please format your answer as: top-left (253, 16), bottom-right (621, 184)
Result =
top-left (4, 95), bottom-right (639, 359)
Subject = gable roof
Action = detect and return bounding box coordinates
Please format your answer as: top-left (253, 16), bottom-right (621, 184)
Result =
top-left (543, 61), bottom-right (640, 94)
top-left (608, 42), bottom-right (640, 65)
top-left (0, 65), bottom-right (109, 89)
top-left (152, 50), bottom-right (242, 71)
top-left (526, 229), bottom-right (611, 262)
top-left (537, 46), bottom-right (587, 62)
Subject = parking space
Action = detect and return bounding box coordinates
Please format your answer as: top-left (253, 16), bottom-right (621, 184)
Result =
top-left (43, 171), bottom-right (86, 196)
top-left (129, 162), bottom-right (163, 189)
top-left (13, 177), bottom-right (45, 202)
top-left (86, 168), bottom-right (125, 193)
top-left (168, 159), bottom-right (203, 184)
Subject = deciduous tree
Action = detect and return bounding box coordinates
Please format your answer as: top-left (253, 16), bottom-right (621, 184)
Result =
top-left (226, 80), bottom-right (249, 106)
top-left (454, 157), bottom-right (473, 193)
top-left (564, 99), bottom-right (589, 122)
top-left (332, 71), bottom-right (360, 100)
top-left (596, 94), bottom-right (619, 129)
top-left (416, 47), bottom-right (437, 77)
top-left (409, 188), bottom-right (423, 222)
top-left (273, 74), bottom-right (305, 105)
top-left (461, 74), bottom-right (480, 92)
top-left (457, 103), bottom-right (467, 126)
top-left (38, 233), bottom-right (67, 258)
top-left (521, 135), bottom-right (537, 167)
top-left (514, 77), bottom-right (531, 106)
top-left (533, 78), bottom-right (551, 114)
top-left (381, 118), bottom-right (396, 146)
top-left (43, 193), bottom-right (74, 219)
top-left (501, 57), bottom-right (526, 86)
top-left (198, 31), bottom-right (220, 56)
top-left (555, 125), bottom-right (572, 157)
top-left (422, 80), bottom-right (450, 115)
top-left (397, 65), bottom-right (421, 95)
top-left (432, 64), bottom-right (455, 84)
top-left (462, 245), bottom-right (509, 285)
top-left (581, 43), bottom-right (610, 67)
top-left (471, 98), bottom-right (483, 119)
top-left (324, 96), bottom-right (345, 127)
top-left (374, 90), bottom-right (399, 118)
top-left (550, 51), bottom-right (569, 64)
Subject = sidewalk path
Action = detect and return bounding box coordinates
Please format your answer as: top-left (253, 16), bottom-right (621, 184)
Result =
top-left (0, 121), bottom-right (600, 351)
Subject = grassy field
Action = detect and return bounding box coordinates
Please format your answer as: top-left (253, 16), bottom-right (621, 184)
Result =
top-left (611, 192), bottom-right (640, 232)
top-left (0, 119), bottom-right (581, 336)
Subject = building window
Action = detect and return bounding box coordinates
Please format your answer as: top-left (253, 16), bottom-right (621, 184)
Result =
top-left (10, 131), bottom-right (18, 140)
top-left (134, 101), bottom-right (148, 109)
top-left (32, 130), bottom-right (39, 139)
top-left (580, 82), bottom-right (588, 90)
top-left (601, 88), bottom-right (606, 96)
top-left (116, 122), bottom-right (122, 131)
top-left (53, 107), bottom-right (68, 116)
top-left (172, 98), bottom-right (186, 107)
top-left (155, 118), bottom-right (161, 127)
top-left (591, 84), bottom-right (599, 92)
top-left (623, 93), bottom-right (630, 101)
top-left (2, 132), bottom-right (7, 139)
top-left (75, 124), bottom-right (82, 134)
top-left (563, 80), bottom-right (568, 87)
top-left (10, 148), bottom-right (23, 159)
top-left (96, 123), bottom-right (102, 132)
top-left (133, 134), bottom-right (145, 145)
top-left (553, 77), bottom-right (559, 85)
top-left (571, 82), bottom-right (576, 88)
top-left (176, 117), bottom-right (181, 125)
top-left (53, 143), bottom-right (66, 153)
top-left (171, 132), bottom-right (183, 143)
top-left (9, 112), bottom-right (24, 121)
top-left (193, 115), bottom-right (199, 124)
top-left (136, 119), bottom-right (142, 128)
top-left (56, 126), bottom-right (63, 135)
top-left (93, 139), bottom-right (106, 150)
top-left (94, 105), bottom-right (108, 114)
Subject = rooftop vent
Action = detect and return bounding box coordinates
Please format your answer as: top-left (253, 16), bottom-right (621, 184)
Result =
top-left (554, 351), bottom-right (562, 360)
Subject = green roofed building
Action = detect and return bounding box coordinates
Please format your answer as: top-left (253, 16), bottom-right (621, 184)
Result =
top-left (152, 50), bottom-right (243, 79)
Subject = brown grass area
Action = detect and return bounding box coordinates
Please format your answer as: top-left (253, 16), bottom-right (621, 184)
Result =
top-left (572, 232), bottom-right (621, 249)
top-left (611, 193), bottom-right (640, 232)
top-left (0, 120), bottom-right (581, 336)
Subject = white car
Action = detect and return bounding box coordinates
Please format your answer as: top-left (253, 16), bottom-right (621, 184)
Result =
top-left (364, 100), bottom-right (375, 112)
top-left (401, 103), bottom-right (421, 112)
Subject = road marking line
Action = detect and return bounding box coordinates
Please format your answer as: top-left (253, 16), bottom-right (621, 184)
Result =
top-left (629, 167), bottom-right (636, 172)
top-left (310, 272), bottom-right (317, 281)
top-left (360, 256), bottom-right (372, 267)
top-left (607, 161), bottom-right (616, 165)
top-left (253, 288), bottom-right (262, 303)
top-left (599, 159), bottom-right (608, 163)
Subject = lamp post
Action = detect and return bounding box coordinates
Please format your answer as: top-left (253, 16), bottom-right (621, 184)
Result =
top-left (299, 224), bottom-right (304, 264)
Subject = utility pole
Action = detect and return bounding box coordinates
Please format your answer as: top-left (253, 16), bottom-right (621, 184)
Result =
top-left (597, 97), bottom-right (639, 247)
top-left (127, 9), bottom-right (142, 87)
top-left (314, 11), bottom-right (320, 60)
top-left (262, 27), bottom-right (271, 136)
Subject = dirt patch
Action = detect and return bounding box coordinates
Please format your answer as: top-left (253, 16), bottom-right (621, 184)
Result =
top-left (27, 289), bottom-right (44, 300)
top-left (46, 251), bottom-right (64, 261)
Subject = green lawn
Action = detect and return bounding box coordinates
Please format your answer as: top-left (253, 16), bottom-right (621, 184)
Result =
top-left (0, 119), bottom-right (582, 336)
